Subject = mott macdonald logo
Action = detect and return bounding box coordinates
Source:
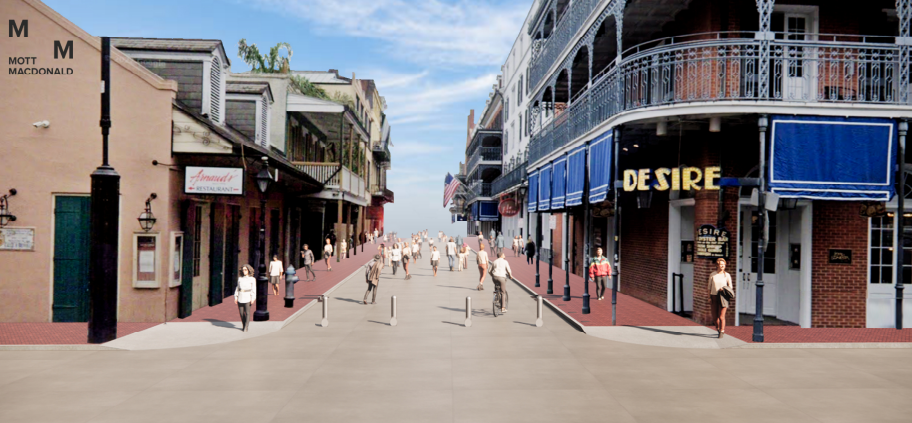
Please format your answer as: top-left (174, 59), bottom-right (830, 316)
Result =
top-left (8, 20), bottom-right (74, 75)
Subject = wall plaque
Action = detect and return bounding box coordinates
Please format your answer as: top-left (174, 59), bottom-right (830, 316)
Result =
top-left (829, 249), bottom-right (852, 264)
top-left (695, 224), bottom-right (730, 259)
top-left (0, 227), bottom-right (35, 251)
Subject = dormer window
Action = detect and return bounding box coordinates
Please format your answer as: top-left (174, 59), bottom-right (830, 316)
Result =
top-left (209, 56), bottom-right (222, 122)
top-left (225, 81), bottom-right (273, 147)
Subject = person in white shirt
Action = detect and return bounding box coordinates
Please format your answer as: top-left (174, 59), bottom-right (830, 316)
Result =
top-left (234, 264), bottom-right (256, 332)
top-left (340, 238), bottom-right (348, 260)
top-left (411, 242), bottom-right (420, 262)
top-left (323, 238), bottom-right (334, 271)
top-left (457, 245), bottom-right (468, 272)
top-left (445, 238), bottom-right (458, 271)
top-left (489, 252), bottom-right (513, 313)
top-left (476, 244), bottom-right (490, 290)
top-left (268, 255), bottom-right (284, 296)
top-left (430, 246), bottom-right (441, 277)
top-left (390, 243), bottom-right (402, 275)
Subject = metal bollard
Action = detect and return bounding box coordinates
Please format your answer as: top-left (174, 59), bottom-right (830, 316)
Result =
top-left (535, 295), bottom-right (544, 327)
top-left (390, 295), bottom-right (398, 326)
top-left (320, 295), bottom-right (329, 327)
top-left (465, 297), bottom-right (472, 327)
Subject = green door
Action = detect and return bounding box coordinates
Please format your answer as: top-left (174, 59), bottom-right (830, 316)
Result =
top-left (53, 196), bottom-right (91, 322)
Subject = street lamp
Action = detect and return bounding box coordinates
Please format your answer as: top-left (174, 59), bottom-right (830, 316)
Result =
top-left (137, 193), bottom-right (157, 232)
top-left (547, 213), bottom-right (554, 295)
top-left (0, 189), bottom-right (17, 228)
top-left (253, 156), bottom-right (272, 322)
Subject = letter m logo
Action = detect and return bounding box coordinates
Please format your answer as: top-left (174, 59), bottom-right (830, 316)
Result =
top-left (54, 40), bottom-right (73, 59)
top-left (9, 20), bottom-right (27, 37)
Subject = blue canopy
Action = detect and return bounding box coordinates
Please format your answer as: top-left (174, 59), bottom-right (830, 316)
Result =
top-left (551, 157), bottom-right (567, 209)
top-left (769, 115), bottom-right (897, 200)
top-left (566, 146), bottom-right (586, 206)
top-left (538, 164), bottom-right (552, 211)
top-left (527, 170), bottom-right (539, 212)
top-left (479, 201), bottom-right (499, 221)
top-left (588, 130), bottom-right (613, 203)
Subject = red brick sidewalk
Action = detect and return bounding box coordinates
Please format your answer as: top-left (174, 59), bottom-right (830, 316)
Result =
top-left (0, 246), bottom-right (373, 345)
top-left (482, 237), bottom-right (912, 343)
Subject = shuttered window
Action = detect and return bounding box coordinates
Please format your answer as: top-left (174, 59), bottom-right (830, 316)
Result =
top-left (260, 93), bottom-right (269, 147)
top-left (209, 57), bottom-right (221, 122)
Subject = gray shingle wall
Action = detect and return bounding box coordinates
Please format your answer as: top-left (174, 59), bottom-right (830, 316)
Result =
top-left (226, 100), bottom-right (257, 140)
top-left (137, 60), bottom-right (204, 112)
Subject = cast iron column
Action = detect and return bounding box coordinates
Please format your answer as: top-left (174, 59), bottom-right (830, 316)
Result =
top-left (753, 115), bottom-right (769, 342)
top-left (583, 147), bottom-right (591, 315)
top-left (253, 198), bottom-right (270, 321)
top-left (535, 212), bottom-right (541, 287)
top-left (612, 128), bottom-right (621, 326)
top-left (88, 37), bottom-right (120, 344)
top-left (897, 119), bottom-right (908, 329)
top-left (547, 212), bottom-right (554, 294)
top-left (563, 210), bottom-right (571, 301)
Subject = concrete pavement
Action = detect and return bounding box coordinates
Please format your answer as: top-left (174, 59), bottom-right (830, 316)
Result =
top-left (1, 246), bottom-right (911, 423)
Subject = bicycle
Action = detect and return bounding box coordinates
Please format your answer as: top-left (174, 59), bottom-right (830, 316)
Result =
top-left (493, 287), bottom-right (508, 317)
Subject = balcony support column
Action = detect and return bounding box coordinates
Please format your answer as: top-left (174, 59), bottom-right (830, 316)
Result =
top-left (613, 2), bottom-right (625, 64)
top-left (899, 0), bottom-right (911, 103)
top-left (756, 0), bottom-right (775, 99)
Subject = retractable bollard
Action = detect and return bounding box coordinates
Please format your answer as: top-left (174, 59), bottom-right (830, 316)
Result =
top-left (535, 295), bottom-right (544, 327)
top-left (320, 295), bottom-right (329, 327)
top-left (390, 296), bottom-right (398, 326)
top-left (465, 297), bottom-right (472, 327)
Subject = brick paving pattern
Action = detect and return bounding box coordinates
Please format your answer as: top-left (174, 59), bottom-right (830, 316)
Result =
top-left (0, 323), bottom-right (158, 345)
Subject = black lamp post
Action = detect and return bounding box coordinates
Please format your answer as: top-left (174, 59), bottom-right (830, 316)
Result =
top-left (535, 212), bottom-right (541, 287)
top-left (253, 157), bottom-right (272, 322)
top-left (547, 213), bottom-right (554, 295)
top-left (563, 210), bottom-right (570, 301)
top-left (88, 37), bottom-right (120, 344)
top-left (284, 265), bottom-right (298, 308)
top-left (0, 189), bottom-right (17, 227)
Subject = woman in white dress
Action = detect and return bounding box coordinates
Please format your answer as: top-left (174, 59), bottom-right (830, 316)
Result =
top-left (390, 243), bottom-right (402, 275)
top-left (323, 238), bottom-right (333, 271)
top-left (234, 264), bottom-right (256, 332)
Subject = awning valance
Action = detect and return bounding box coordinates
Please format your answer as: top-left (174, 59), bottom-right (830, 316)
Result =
top-left (538, 164), bottom-right (552, 211)
top-left (479, 201), bottom-right (499, 221)
top-left (769, 115), bottom-right (897, 201)
top-left (551, 156), bottom-right (567, 209)
top-left (589, 130), bottom-right (613, 203)
top-left (528, 170), bottom-right (539, 212)
top-left (566, 146), bottom-right (586, 207)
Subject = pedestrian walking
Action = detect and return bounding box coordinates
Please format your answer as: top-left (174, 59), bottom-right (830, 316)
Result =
top-left (428, 237), bottom-right (434, 250)
top-left (477, 231), bottom-right (484, 249)
top-left (589, 248), bottom-right (612, 301)
top-left (489, 229), bottom-right (496, 243)
top-left (268, 255), bottom-right (284, 296)
top-left (495, 232), bottom-right (505, 257)
top-left (300, 244), bottom-right (316, 281)
top-left (476, 243), bottom-right (490, 290)
top-left (402, 242), bottom-right (412, 279)
top-left (708, 258), bottom-right (733, 338)
top-left (390, 243), bottom-right (402, 275)
top-left (525, 237), bottom-right (536, 265)
top-left (513, 236), bottom-right (520, 257)
top-left (341, 238), bottom-right (348, 259)
top-left (430, 246), bottom-right (440, 277)
top-left (411, 241), bottom-right (419, 263)
top-left (363, 254), bottom-right (384, 304)
top-left (489, 252), bottom-right (512, 313)
top-left (455, 234), bottom-right (462, 248)
top-left (373, 229), bottom-right (379, 243)
top-left (446, 237), bottom-right (458, 271)
top-left (381, 243), bottom-right (390, 268)
top-left (323, 238), bottom-right (334, 271)
top-left (234, 264), bottom-right (256, 332)
top-left (328, 230), bottom-right (337, 253)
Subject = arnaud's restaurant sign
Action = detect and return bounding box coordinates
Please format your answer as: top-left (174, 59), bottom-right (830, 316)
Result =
top-left (623, 167), bottom-right (721, 191)
top-left (184, 167), bottom-right (244, 195)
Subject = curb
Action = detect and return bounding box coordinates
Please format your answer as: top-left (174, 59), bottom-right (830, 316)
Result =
top-left (730, 342), bottom-right (912, 349)
top-left (0, 344), bottom-right (124, 351)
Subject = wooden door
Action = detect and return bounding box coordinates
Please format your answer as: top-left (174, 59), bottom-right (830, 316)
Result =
top-left (52, 196), bottom-right (91, 322)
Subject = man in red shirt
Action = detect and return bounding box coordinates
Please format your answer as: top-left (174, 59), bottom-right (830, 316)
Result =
top-left (589, 247), bottom-right (612, 301)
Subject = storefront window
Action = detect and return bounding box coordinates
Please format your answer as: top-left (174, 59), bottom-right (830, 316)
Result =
top-left (869, 214), bottom-right (912, 284)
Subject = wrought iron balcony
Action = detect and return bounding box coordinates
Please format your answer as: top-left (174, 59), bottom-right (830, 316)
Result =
top-left (529, 0), bottom-right (600, 89)
top-left (467, 181), bottom-right (492, 199)
top-left (371, 184), bottom-right (394, 204)
top-left (371, 142), bottom-right (391, 163)
top-left (467, 147), bottom-right (503, 173)
top-left (492, 161), bottom-right (528, 196)
top-left (292, 162), bottom-right (367, 200)
top-left (530, 32), bottom-right (907, 165)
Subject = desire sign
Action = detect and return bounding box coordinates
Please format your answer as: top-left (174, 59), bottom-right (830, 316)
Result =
top-left (184, 167), bottom-right (244, 196)
top-left (695, 224), bottom-right (730, 259)
top-left (623, 167), bottom-right (721, 192)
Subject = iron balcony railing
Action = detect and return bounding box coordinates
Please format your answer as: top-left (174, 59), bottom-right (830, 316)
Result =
top-left (468, 181), bottom-right (493, 198)
top-left (529, 0), bottom-right (600, 89)
top-left (492, 161), bottom-right (528, 195)
top-left (529, 32), bottom-right (906, 165)
top-left (467, 147), bottom-right (503, 173)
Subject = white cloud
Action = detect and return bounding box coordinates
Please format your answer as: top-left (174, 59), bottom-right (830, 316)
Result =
top-left (245, 0), bottom-right (528, 66)
top-left (383, 72), bottom-right (497, 124)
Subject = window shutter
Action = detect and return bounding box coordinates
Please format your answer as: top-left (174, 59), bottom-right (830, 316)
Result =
top-left (260, 94), bottom-right (269, 147)
top-left (209, 57), bottom-right (221, 122)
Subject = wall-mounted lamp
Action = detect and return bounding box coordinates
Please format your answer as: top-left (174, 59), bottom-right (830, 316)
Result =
top-left (656, 120), bottom-right (668, 136)
top-left (709, 116), bottom-right (722, 133)
top-left (0, 189), bottom-right (18, 228)
top-left (137, 193), bottom-right (157, 232)
top-left (256, 157), bottom-right (273, 194)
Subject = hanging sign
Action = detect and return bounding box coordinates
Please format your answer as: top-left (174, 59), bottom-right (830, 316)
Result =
top-left (499, 198), bottom-right (519, 217)
top-left (184, 167), bottom-right (244, 196)
top-left (695, 224), bottom-right (730, 259)
top-left (623, 167), bottom-right (721, 191)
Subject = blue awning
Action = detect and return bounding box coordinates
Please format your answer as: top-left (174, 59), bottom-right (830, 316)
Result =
top-left (479, 201), bottom-right (499, 221)
top-left (470, 202), bottom-right (478, 221)
top-left (588, 130), bottom-right (613, 203)
top-left (769, 115), bottom-right (897, 201)
top-left (538, 164), bottom-right (552, 211)
top-left (551, 156), bottom-right (567, 209)
top-left (566, 145), bottom-right (586, 206)
top-left (527, 170), bottom-right (539, 212)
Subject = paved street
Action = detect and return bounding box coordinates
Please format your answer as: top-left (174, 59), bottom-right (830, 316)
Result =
top-left (1, 250), bottom-right (911, 423)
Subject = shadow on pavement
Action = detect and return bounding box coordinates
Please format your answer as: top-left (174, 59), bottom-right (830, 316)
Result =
top-left (334, 297), bottom-right (364, 304)
top-left (513, 321), bottom-right (536, 327)
top-left (624, 326), bottom-right (718, 338)
top-left (367, 320), bottom-right (391, 326)
top-left (203, 319), bottom-right (239, 330)
top-left (436, 285), bottom-right (475, 290)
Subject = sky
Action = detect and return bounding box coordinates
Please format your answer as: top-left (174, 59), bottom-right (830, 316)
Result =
top-left (43, 0), bottom-right (532, 237)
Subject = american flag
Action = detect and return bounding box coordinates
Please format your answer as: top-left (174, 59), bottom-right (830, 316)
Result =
top-left (443, 173), bottom-right (460, 207)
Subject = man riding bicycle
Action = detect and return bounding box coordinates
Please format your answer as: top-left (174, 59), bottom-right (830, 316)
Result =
top-left (488, 252), bottom-right (513, 314)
